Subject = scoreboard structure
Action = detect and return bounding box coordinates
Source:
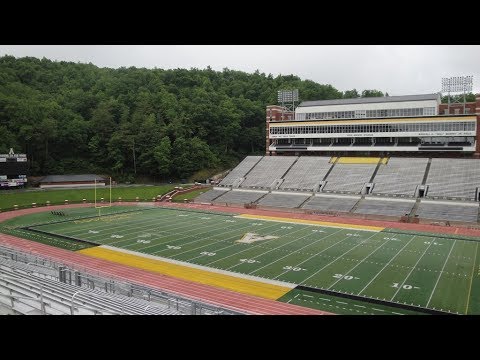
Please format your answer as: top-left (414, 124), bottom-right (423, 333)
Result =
top-left (0, 149), bottom-right (28, 189)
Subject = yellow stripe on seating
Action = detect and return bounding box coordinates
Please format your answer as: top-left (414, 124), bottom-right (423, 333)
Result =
top-left (77, 247), bottom-right (291, 300)
top-left (330, 156), bottom-right (338, 163)
top-left (336, 157), bottom-right (381, 164)
top-left (380, 157), bottom-right (389, 165)
top-left (237, 214), bottom-right (384, 232)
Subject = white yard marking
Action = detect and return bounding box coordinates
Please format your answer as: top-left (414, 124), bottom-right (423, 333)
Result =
top-left (246, 228), bottom-right (348, 275)
top-left (390, 239), bottom-right (437, 301)
top-left (372, 308), bottom-right (385, 312)
top-left (357, 236), bottom-right (417, 295)
top-left (425, 240), bottom-right (457, 308)
top-left (298, 232), bottom-right (380, 285)
top-left (326, 236), bottom-right (394, 290)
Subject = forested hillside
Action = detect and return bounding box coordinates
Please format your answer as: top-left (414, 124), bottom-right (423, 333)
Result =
top-left (0, 55), bottom-right (384, 181)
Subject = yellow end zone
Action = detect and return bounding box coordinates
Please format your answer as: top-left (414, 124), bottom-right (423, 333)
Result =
top-left (77, 247), bottom-right (292, 300)
top-left (236, 214), bottom-right (384, 232)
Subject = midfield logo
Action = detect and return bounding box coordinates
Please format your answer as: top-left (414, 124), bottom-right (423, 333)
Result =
top-left (236, 232), bottom-right (278, 244)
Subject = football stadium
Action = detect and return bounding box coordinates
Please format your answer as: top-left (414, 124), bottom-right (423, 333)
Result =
top-left (1, 71), bottom-right (479, 315)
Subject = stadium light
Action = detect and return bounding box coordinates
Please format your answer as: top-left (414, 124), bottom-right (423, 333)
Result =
top-left (441, 76), bottom-right (473, 93)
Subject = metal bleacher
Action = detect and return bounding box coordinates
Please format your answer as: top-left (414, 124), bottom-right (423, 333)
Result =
top-left (240, 156), bottom-right (297, 188)
top-left (279, 156), bottom-right (332, 191)
top-left (425, 158), bottom-right (480, 200)
top-left (202, 155), bottom-right (480, 223)
top-left (416, 200), bottom-right (479, 223)
top-left (218, 156), bottom-right (263, 186)
top-left (194, 188), bottom-right (230, 203)
top-left (257, 192), bottom-right (311, 208)
top-left (353, 198), bottom-right (415, 217)
top-left (213, 189), bottom-right (267, 204)
top-left (0, 246), bottom-right (241, 315)
top-left (372, 157), bottom-right (429, 196)
top-left (323, 163), bottom-right (377, 193)
top-left (0, 257), bottom-right (180, 315)
top-left (301, 194), bottom-right (360, 213)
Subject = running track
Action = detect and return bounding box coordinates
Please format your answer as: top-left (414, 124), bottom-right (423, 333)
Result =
top-left (0, 204), bottom-right (329, 315)
top-left (2, 201), bottom-right (478, 314)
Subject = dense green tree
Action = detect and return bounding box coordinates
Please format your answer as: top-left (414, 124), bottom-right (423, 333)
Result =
top-left (0, 55), bottom-right (381, 180)
top-left (361, 90), bottom-right (384, 98)
top-left (343, 89), bottom-right (360, 99)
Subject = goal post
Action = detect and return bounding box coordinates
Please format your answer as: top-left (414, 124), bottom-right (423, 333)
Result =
top-left (94, 176), bottom-right (112, 216)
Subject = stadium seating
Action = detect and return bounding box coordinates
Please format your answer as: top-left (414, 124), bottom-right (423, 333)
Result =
top-left (208, 155), bottom-right (480, 223)
top-left (425, 159), bottom-right (480, 200)
top-left (0, 257), bottom-right (180, 315)
top-left (213, 189), bottom-right (267, 204)
top-left (279, 157), bottom-right (332, 191)
top-left (416, 201), bottom-right (479, 222)
top-left (353, 198), bottom-right (415, 217)
top-left (372, 157), bottom-right (429, 196)
top-left (323, 163), bottom-right (377, 193)
top-left (194, 188), bottom-right (230, 203)
top-left (257, 192), bottom-right (311, 208)
top-left (241, 156), bottom-right (298, 188)
top-left (219, 156), bottom-right (263, 186)
top-left (302, 194), bottom-right (360, 212)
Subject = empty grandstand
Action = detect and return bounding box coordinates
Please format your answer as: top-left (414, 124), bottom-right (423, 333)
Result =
top-left (279, 156), bottom-right (332, 191)
top-left (0, 245), bottom-right (240, 315)
top-left (198, 153), bottom-right (480, 224)
top-left (322, 161), bottom-right (377, 194)
top-left (372, 157), bottom-right (429, 196)
top-left (239, 156), bottom-right (297, 188)
top-left (257, 192), bottom-right (311, 208)
top-left (219, 156), bottom-right (262, 186)
top-left (415, 200), bottom-right (479, 223)
top-left (213, 189), bottom-right (267, 204)
top-left (302, 194), bottom-right (360, 213)
top-left (353, 198), bottom-right (415, 217)
top-left (425, 158), bottom-right (480, 200)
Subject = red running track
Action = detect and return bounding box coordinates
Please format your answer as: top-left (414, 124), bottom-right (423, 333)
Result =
top-left (0, 227), bottom-right (329, 315)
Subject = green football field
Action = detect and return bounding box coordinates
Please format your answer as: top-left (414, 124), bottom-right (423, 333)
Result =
top-left (10, 206), bottom-right (480, 315)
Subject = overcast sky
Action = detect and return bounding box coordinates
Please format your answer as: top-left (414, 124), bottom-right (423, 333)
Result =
top-left (1, 45), bottom-right (479, 95)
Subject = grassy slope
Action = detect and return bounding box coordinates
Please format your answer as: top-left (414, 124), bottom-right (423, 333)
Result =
top-left (0, 185), bottom-right (176, 210)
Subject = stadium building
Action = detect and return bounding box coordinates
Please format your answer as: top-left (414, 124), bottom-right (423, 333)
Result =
top-left (266, 93), bottom-right (480, 157)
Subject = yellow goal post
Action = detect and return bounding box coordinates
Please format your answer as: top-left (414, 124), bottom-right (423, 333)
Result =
top-left (94, 176), bottom-right (112, 216)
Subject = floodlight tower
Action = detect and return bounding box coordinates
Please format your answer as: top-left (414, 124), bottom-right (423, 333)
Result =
top-left (441, 76), bottom-right (473, 114)
top-left (277, 89), bottom-right (299, 120)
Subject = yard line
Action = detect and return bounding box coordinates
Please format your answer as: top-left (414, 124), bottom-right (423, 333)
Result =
top-left (389, 239), bottom-right (436, 301)
top-left (357, 236), bottom-right (417, 296)
top-left (171, 223), bottom-right (294, 256)
top-left (303, 294), bottom-right (313, 298)
top-left (425, 240), bottom-right (457, 308)
top-left (49, 209), bottom-right (178, 236)
top-left (353, 304), bottom-right (365, 308)
top-left (297, 232), bottom-right (380, 286)
top-left (205, 226), bottom-right (334, 266)
top-left (372, 308), bottom-right (384, 312)
top-left (336, 301), bottom-right (347, 305)
top-left (105, 213), bottom-right (231, 248)
top-left (247, 227), bottom-right (349, 275)
top-left (391, 312), bottom-right (404, 315)
top-left (326, 236), bottom-right (394, 290)
top-left (465, 242), bottom-right (479, 315)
